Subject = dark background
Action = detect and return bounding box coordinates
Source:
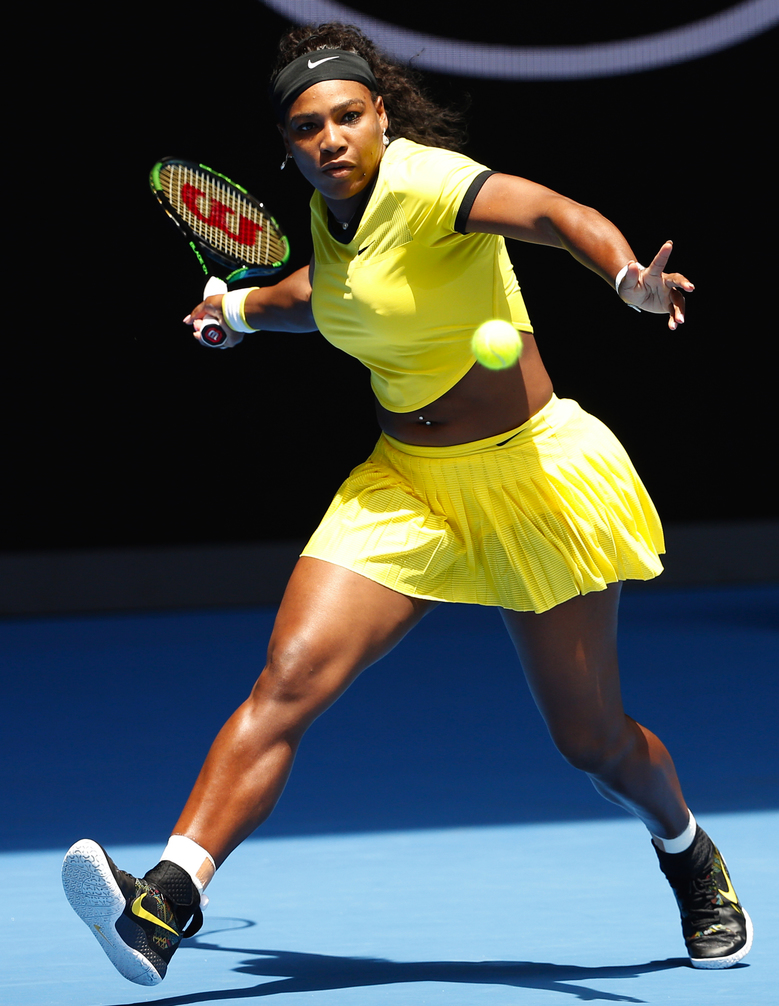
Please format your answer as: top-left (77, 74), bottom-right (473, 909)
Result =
top-left (8, 2), bottom-right (777, 554)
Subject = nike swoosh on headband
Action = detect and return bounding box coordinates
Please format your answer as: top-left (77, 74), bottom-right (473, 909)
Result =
top-left (308, 56), bottom-right (340, 68)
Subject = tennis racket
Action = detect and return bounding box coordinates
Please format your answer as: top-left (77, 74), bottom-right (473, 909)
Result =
top-left (149, 157), bottom-right (290, 346)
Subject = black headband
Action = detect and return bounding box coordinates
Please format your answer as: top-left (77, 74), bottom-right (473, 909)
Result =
top-left (270, 49), bottom-right (380, 121)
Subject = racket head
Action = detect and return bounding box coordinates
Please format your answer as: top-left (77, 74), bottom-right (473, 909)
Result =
top-left (150, 157), bottom-right (290, 282)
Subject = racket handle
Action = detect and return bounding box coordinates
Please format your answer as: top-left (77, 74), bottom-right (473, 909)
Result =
top-left (204, 276), bottom-right (228, 298)
top-left (197, 276), bottom-right (229, 348)
top-left (195, 317), bottom-right (228, 347)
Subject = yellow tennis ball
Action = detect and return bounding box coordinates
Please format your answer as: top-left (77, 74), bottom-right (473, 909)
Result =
top-left (471, 320), bottom-right (523, 370)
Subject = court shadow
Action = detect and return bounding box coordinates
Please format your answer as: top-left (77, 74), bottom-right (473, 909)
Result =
top-left (116, 920), bottom-right (705, 1005)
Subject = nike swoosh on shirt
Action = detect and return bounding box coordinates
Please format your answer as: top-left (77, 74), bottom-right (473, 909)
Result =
top-left (308, 56), bottom-right (340, 68)
top-left (131, 894), bottom-right (179, 936)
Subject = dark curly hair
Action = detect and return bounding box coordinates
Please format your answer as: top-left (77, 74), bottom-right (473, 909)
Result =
top-left (271, 22), bottom-right (467, 151)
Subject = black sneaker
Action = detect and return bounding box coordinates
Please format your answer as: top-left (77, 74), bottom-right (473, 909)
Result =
top-left (62, 839), bottom-right (203, 985)
top-left (654, 826), bottom-right (753, 968)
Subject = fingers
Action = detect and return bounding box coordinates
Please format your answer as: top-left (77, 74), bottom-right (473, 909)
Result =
top-left (616, 260), bottom-right (642, 300)
top-left (185, 302), bottom-right (215, 344)
top-left (183, 294), bottom-right (233, 345)
top-left (667, 287), bottom-right (686, 330)
top-left (183, 297), bottom-right (218, 325)
top-left (646, 239), bottom-right (674, 275)
top-left (664, 271), bottom-right (695, 293)
top-left (193, 316), bottom-right (228, 347)
top-left (646, 242), bottom-right (694, 292)
top-left (622, 260), bottom-right (642, 288)
top-left (635, 241), bottom-right (694, 329)
top-left (663, 272), bottom-right (692, 329)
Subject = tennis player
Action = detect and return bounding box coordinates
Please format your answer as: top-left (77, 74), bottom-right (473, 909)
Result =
top-left (62, 22), bottom-right (751, 984)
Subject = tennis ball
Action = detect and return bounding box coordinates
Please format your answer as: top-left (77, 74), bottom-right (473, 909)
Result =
top-left (471, 320), bottom-right (523, 370)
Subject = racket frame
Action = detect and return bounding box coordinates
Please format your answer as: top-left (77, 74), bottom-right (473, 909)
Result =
top-left (149, 157), bottom-right (291, 286)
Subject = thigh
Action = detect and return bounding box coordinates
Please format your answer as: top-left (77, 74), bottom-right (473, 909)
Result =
top-left (500, 583), bottom-right (626, 751)
top-left (259, 556), bottom-right (438, 721)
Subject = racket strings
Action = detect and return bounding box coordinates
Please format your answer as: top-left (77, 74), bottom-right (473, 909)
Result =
top-left (161, 164), bottom-right (287, 266)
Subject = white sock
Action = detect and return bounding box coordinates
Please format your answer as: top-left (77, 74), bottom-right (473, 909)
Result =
top-left (161, 835), bottom-right (216, 900)
top-left (651, 810), bottom-right (697, 854)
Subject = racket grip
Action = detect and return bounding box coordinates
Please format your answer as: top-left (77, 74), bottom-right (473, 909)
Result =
top-left (197, 276), bottom-right (229, 347)
top-left (204, 276), bottom-right (228, 298)
top-left (195, 317), bottom-right (228, 347)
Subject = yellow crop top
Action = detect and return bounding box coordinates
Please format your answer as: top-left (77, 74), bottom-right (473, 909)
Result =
top-left (310, 138), bottom-right (534, 413)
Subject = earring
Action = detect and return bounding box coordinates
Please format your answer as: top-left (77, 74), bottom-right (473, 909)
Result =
top-left (382, 131), bottom-right (389, 147)
top-left (280, 153), bottom-right (291, 170)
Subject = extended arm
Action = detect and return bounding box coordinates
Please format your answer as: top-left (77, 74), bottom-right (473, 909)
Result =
top-left (467, 173), bottom-right (693, 330)
top-left (185, 262), bottom-right (317, 347)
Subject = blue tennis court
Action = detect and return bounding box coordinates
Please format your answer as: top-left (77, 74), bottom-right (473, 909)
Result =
top-left (2, 584), bottom-right (776, 1004)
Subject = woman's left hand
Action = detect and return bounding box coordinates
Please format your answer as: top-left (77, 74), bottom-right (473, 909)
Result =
top-left (617, 241), bottom-right (694, 330)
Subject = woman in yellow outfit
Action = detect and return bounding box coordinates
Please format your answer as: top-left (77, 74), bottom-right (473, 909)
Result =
top-left (62, 21), bottom-right (751, 985)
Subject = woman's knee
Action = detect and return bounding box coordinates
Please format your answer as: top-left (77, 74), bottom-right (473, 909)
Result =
top-left (550, 717), bottom-right (635, 775)
top-left (250, 633), bottom-right (354, 711)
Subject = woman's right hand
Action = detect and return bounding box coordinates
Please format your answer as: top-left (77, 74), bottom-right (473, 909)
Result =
top-left (183, 294), bottom-right (245, 349)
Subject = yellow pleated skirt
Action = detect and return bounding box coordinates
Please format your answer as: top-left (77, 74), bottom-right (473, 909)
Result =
top-left (301, 395), bottom-right (664, 612)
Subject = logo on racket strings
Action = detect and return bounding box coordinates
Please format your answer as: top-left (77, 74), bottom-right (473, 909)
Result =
top-left (181, 183), bottom-right (262, 246)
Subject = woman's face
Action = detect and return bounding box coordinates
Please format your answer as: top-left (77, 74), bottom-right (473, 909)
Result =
top-left (280, 79), bottom-right (388, 220)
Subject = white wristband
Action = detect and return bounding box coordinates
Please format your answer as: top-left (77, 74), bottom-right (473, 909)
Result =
top-left (615, 263), bottom-right (644, 313)
top-left (221, 287), bottom-right (261, 333)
